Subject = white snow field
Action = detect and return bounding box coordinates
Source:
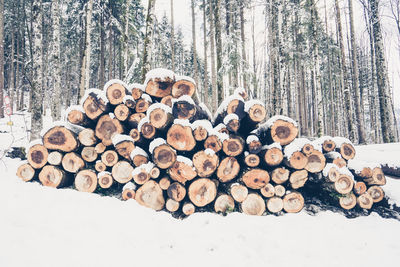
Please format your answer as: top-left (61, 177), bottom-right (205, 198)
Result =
top-left (1, 113), bottom-right (400, 266)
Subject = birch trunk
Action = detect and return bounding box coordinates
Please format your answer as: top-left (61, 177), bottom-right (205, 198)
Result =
top-left (240, 0), bottom-right (247, 89)
top-left (123, 0), bottom-right (130, 80)
top-left (51, 0), bottom-right (61, 120)
top-left (191, 0), bottom-right (199, 95)
top-left (171, 0), bottom-right (175, 72)
top-left (202, 0), bottom-right (209, 108)
top-left (214, 0), bottom-right (223, 106)
top-left (141, 0), bottom-right (156, 81)
top-left (209, 0), bottom-right (217, 112)
top-left (79, 0), bottom-right (93, 100)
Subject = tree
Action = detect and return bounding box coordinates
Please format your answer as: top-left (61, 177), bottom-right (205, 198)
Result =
top-left (51, 0), bottom-right (61, 120)
top-left (170, 0), bottom-right (175, 72)
top-left (209, 0), bottom-right (217, 112)
top-left (202, 0), bottom-right (209, 108)
top-left (141, 0), bottom-right (156, 81)
top-left (191, 0), bottom-right (199, 92)
top-left (0, 0), bottom-right (4, 118)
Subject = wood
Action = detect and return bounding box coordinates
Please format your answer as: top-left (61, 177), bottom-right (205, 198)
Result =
top-left (27, 144), bottom-right (48, 169)
top-left (166, 199), bottom-right (180, 212)
top-left (324, 165), bottom-right (340, 182)
top-left (260, 183), bottom-right (275, 198)
top-left (135, 97), bottom-right (151, 113)
top-left (267, 197), bottom-right (284, 213)
top-left (82, 91), bottom-right (109, 120)
top-left (47, 151), bottom-right (63, 166)
top-left (217, 157), bottom-right (240, 182)
top-left (339, 193), bottom-right (357, 210)
top-left (152, 144), bottom-right (177, 169)
top-left (324, 152), bottom-right (346, 168)
top-left (263, 147), bottom-right (283, 167)
top-left (150, 167), bottom-right (160, 179)
top-left (131, 87), bottom-right (143, 100)
top-left (39, 165), bottom-right (72, 188)
top-left (204, 135), bottom-right (222, 153)
top-left (172, 100), bottom-right (196, 120)
top-left (16, 163), bottom-right (35, 182)
top-left (98, 172), bottom-right (113, 189)
top-left (124, 97), bottom-right (136, 109)
top-left (357, 193), bottom-right (373, 209)
top-left (285, 151), bottom-right (307, 170)
top-left (247, 136), bottom-right (262, 154)
top-left (133, 168), bottom-right (150, 185)
top-left (159, 177), bottom-right (171, 190)
top-left (222, 136), bottom-right (244, 156)
top-left (43, 126), bottom-right (79, 152)
top-left (225, 117), bottom-right (240, 133)
top-left (334, 175), bottom-right (354, 194)
top-left (242, 169), bottom-right (270, 189)
top-left (289, 170), bottom-right (308, 189)
top-left (268, 119), bottom-right (298, 145)
top-left (129, 128), bottom-right (142, 143)
top-left (75, 170), bottom-right (98, 192)
top-left (182, 202), bottom-right (196, 216)
top-left (283, 192), bottom-right (304, 213)
top-left (149, 106), bottom-right (172, 129)
top-left (95, 114), bottom-right (124, 146)
top-left (339, 143), bottom-right (356, 160)
top-left (122, 188), bottom-right (136, 200)
top-left (167, 124), bottom-right (196, 151)
top-left (62, 152), bottom-right (85, 173)
top-left (193, 126), bottom-right (208, 141)
top-left (140, 121), bottom-right (156, 139)
top-left (188, 178), bottom-right (217, 207)
top-left (169, 160), bottom-right (197, 184)
top-left (115, 140), bottom-right (135, 160)
top-left (230, 183), bottom-right (248, 203)
top-left (95, 161), bottom-right (107, 172)
top-left (364, 167), bottom-right (386, 186)
top-left (214, 194), bottom-right (235, 213)
top-left (192, 150), bottom-right (219, 177)
top-left (135, 180), bottom-right (165, 211)
top-left (128, 113), bottom-right (146, 128)
top-left (78, 128), bottom-right (97, 146)
top-left (81, 147), bottom-right (97, 162)
top-left (247, 102), bottom-right (266, 123)
top-left (105, 81), bottom-right (127, 105)
top-left (274, 185), bottom-right (286, 197)
top-left (244, 154), bottom-right (260, 167)
top-left (322, 139), bottom-right (336, 152)
top-left (131, 154), bottom-right (148, 167)
top-left (67, 109), bottom-right (90, 126)
top-left (241, 193), bottom-right (265, 216)
top-left (167, 182), bottom-right (187, 202)
top-left (112, 161), bottom-right (134, 184)
top-left (101, 150), bottom-right (119, 167)
top-left (172, 79), bottom-right (195, 98)
top-left (367, 185), bottom-right (384, 203)
top-left (305, 150), bottom-right (326, 173)
top-left (353, 181), bottom-right (367, 195)
top-left (114, 104), bottom-right (130, 121)
top-left (94, 142), bottom-right (106, 154)
top-left (271, 167), bottom-right (289, 184)
top-left (161, 95), bottom-right (173, 107)
top-left (353, 167), bottom-right (373, 179)
top-left (145, 79), bottom-right (173, 98)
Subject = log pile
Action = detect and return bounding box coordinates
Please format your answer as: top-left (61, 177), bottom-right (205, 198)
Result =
top-left (16, 68), bottom-right (390, 217)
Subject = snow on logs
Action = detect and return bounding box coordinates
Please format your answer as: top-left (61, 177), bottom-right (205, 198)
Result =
top-left (17, 69), bottom-right (389, 218)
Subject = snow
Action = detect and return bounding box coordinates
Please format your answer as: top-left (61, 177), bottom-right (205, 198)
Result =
top-left (149, 138), bottom-right (166, 154)
top-left (108, 112), bottom-right (115, 119)
top-left (80, 88), bottom-right (109, 105)
top-left (213, 94), bottom-right (244, 120)
top-left (173, 119), bottom-right (192, 128)
top-left (175, 75), bottom-right (196, 85)
top-left (123, 95), bottom-right (135, 104)
top-left (172, 95), bottom-right (195, 105)
top-left (198, 103), bottom-right (212, 120)
top-left (204, 148), bottom-right (215, 156)
top-left (347, 159), bottom-right (381, 174)
top-left (260, 115), bottom-right (298, 129)
top-left (130, 147), bottom-right (148, 159)
top-left (176, 156), bottom-right (193, 167)
top-left (111, 134), bottom-right (134, 146)
top-left (39, 120), bottom-right (84, 137)
top-left (246, 135), bottom-right (259, 144)
top-left (146, 103), bottom-right (172, 116)
top-left (310, 140), bottom-right (323, 152)
top-left (122, 181), bottom-right (137, 191)
top-left (98, 171), bottom-right (111, 179)
top-left (322, 163), bottom-right (337, 177)
top-left (132, 162), bottom-right (155, 176)
top-left (283, 138), bottom-right (310, 158)
top-left (208, 128), bottom-right (229, 142)
top-left (314, 136), bottom-right (334, 146)
top-left (65, 105), bottom-right (85, 116)
top-left (141, 93), bottom-right (153, 103)
top-left (233, 87), bottom-right (246, 96)
top-left (214, 123), bottom-right (227, 132)
top-left (137, 116), bottom-right (150, 132)
top-left (355, 143), bottom-right (400, 169)
top-left (324, 151), bottom-right (342, 159)
top-left (262, 142), bottom-right (282, 150)
top-left (337, 167), bottom-right (354, 178)
top-left (191, 119), bottom-right (213, 132)
top-left (223, 113), bottom-right (239, 125)
top-left (244, 100), bottom-right (264, 112)
top-left (128, 83), bottom-right (145, 92)
top-left (25, 139), bottom-right (43, 151)
top-left (103, 79), bottom-right (128, 91)
top-left (144, 68), bottom-right (175, 84)
top-left (333, 136), bottom-right (353, 147)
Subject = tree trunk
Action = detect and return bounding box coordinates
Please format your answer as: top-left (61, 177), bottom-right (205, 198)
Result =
top-left (170, 0), bottom-right (175, 72)
top-left (191, 0), bottom-right (199, 94)
top-left (202, 0), bottom-right (209, 107)
top-left (214, 0), bottom-right (223, 106)
top-left (0, 0), bottom-right (4, 118)
top-left (209, 0), bottom-right (217, 112)
top-left (79, 0), bottom-right (93, 100)
top-left (51, 0), bottom-right (61, 120)
top-left (141, 0), bottom-right (156, 81)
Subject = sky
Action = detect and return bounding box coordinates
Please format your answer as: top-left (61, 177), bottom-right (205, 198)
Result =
top-left (142, 0), bottom-right (400, 108)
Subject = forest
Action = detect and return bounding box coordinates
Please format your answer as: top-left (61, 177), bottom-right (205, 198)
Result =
top-left (0, 0), bottom-right (399, 144)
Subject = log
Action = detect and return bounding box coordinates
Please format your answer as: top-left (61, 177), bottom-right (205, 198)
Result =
top-left (129, 128), bottom-right (142, 143)
top-left (193, 125), bottom-right (208, 141)
top-left (224, 114), bottom-right (240, 133)
top-left (95, 161), bottom-right (107, 172)
top-left (270, 167), bottom-right (289, 185)
top-left (112, 161), bottom-right (134, 184)
top-left (323, 164), bottom-right (340, 182)
top-left (229, 183), bottom-right (248, 203)
top-left (244, 153), bottom-right (260, 167)
top-left (283, 192), bottom-right (304, 213)
top-left (128, 113), bottom-right (146, 128)
top-left (101, 150), bottom-right (119, 167)
top-left (47, 151), bottom-right (63, 166)
top-left (131, 85), bottom-right (143, 100)
top-left (339, 193), bottom-right (357, 210)
top-left (167, 124), bottom-right (196, 151)
top-left (159, 177), bottom-right (171, 190)
top-left (263, 146), bottom-right (284, 167)
top-left (161, 95), bottom-right (173, 107)
top-left (43, 126), bottom-right (79, 152)
top-left (95, 114), bottom-right (124, 146)
top-left (140, 120), bottom-right (156, 139)
top-left (333, 175), bottom-right (354, 194)
top-left (16, 163), bottom-right (35, 182)
top-left (82, 90), bottom-right (109, 120)
top-left (75, 169), bottom-right (98, 192)
top-left (182, 202), bottom-right (196, 216)
top-left (285, 151), bottom-right (307, 170)
top-left (357, 193), bottom-right (373, 209)
top-left (364, 167), bottom-right (386, 186)
top-left (246, 135), bottom-right (262, 154)
top-left (214, 194), bottom-right (235, 214)
top-left (168, 159), bottom-right (197, 184)
top-left (325, 152), bottom-right (347, 168)
top-left (81, 147), bottom-right (98, 162)
top-left (305, 150), bottom-right (326, 173)
top-left (145, 78), bottom-right (173, 98)
top-left (94, 142), bottom-right (106, 154)
top-left (114, 140), bottom-right (135, 160)
top-left (105, 80), bottom-right (127, 105)
top-left (166, 199), bottom-right (180, 212)
top-left (98, 172), bottom-right (114, 189)
top-left (152, 144), bottom-right (177, 169)
top-left (267, 197), bottom-right (284, 213)
top-left (67, 107), bottom-right (90, 126)
top-left (274, 185), bottom-right (286, 197)
top-left (135, 180), bottom-right (165, 211)
top-left (192, 150), bottom-right (219, 177)
top-left (167, 182), bottom-right (187, 202)
top-left (150, 167), bottom-right (160, 179)
top-left (222, 136), bottom-right (244, 157)
top-left (289, 170), bottom-right (308, 189)
top-left (204, 135), bottom-right (223, 153)
top-left (135, 95), bottom-right (152, 113)
top-left (260, 183), bottom-right (275, 198)
top-left (242, 169), bottom-right (270, 189)
top-left (130, 148), bottom-right (149, 167)
top-left (172, 99), bottom-right (197, 120)
top-left (123, 96), bottom-right (136, 109)
top-left (172, 78), bottom-right (195, 98)
top-left (132, 164), bottom-right (151, 185)
top-left (148, 105), bottom-right (173, 129)
top-left (27, 144), bottom-right (48, 169)
top-left (246, 101), bottom-right (266, 124)
top-left (216, 157), bottom-right (240, 183)
top-left (114, 104), bottom-right (130, 121)
top-left (62, 152), bottom-right (85, 173)
top-left (78, 128), bottom-right (97, 147)
top-left (337, 142), bottom-right (356, 161)
top-left (39, 165), bottom-right (72, 188)
top-left (259, 117), bottom-right (298, 145)
top-left (122, 188), bottom-right (136, 200)
top-left (367, 186), bottom-right (385, 203)
top-left (241, 193), bottom-right (266, 216)
top-left (188, 178), bottom-right (217, 207)
top-left (322, 139), bottom-right (336, 153)
top-left (353, 181), bottom-right (367, 195)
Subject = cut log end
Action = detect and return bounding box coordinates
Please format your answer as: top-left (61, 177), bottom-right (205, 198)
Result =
top-left (75, 169), bottom-right (98, 192)
top-left (270, 119), bottom-right (298, 145)
top-left (193, 126), bottom-right (208, 141)
top-left (339, 193), bottom-right (357, 210)
top-left (204, 135), bottom-right (222, 153)
top-left (230, 184), bottom-right (248, 203)
top-left (322, 140), bottom-right (336, 152)
top-left (172, 79), bottom-right (195, 98)
top-left (95, 161), bottom-right (107, 173)
top-left (364, 167), bottom-right (386, 186)
top-left (353, 181), bottom-right (367, 195)
top-left (287, 151), bottom-right (308, 170)
top-left (244, 154), bottom-right (260, 168)
top-left (367, 186), bottom-right (385, 203)
top-left (217, 157), bottom-right (240, 183)
top-left (149, 108), bottom-right (171, 129)
top-left (153, 144), bottom-right (177, 169)
top-left (305, 151), bottom-right (326, 173)
top-left (112, 161), bottom-right (134, 184)
top-left (167, 124), bottom-right (196, 151)
top-left (340, 143), bottom-right (356, 160)
top-left (47, 151), bottom-right (63, 166)
top-left (267, 197), bottom-right (284, 213)
top-left (101, 150), bottom-right (119, 167)
top-left (106, 82), bottom-right (126, 105)
top-left (166, 199), bottom-right (180, 212)
top-left (43, 126), bottom-right (79, 152)
top-left (222, 136), bottom-right (244, 157)
top-left (334, 175), bottom-right (354, 195)
top-left (182, 202), bottom-right (196, 216)
top-left (169, 161), bottom-right (197, 184)
top-left (95, 115), bottom-right (124, 146)
top-left (193, 150), bottom-right (219, 177)
top-left (83, 93), bottom-right (108, 120)
top-left (122, 189), bottom-right (136, 200)
top-left (357, 193), bottom-right (373, 209)
top-left (114, 104), bottom-right (130, 121)
top-left (146, 80), bottom-right (173, 98)
top-left (289, 170), bottom-right (308, 189)
top-left (188, 178), bottom-right (217, 207)
top-left (274, 185), bottom-right (286, 197)
top-left (115, 141), bottom-right (135, 160)
top-left (242, 168), bottom-right (270, 189)
top-left (39, 165), bottom-right (70, 188)
top-left (264, 147), bottom-right (284, 167)
top-left (214, 194), bottom-right (235, 214)
top-left (98, 173), bottom-right (113, 189)
top-left (260, 183), bottom-right (275, 198)
top-left (81, 147), bottom-right (98, 162)
top-left (241, 194), bottom-right (266, 216)
top-left (135, 180), bottom-right (165, 211)
top-left (27, 144), bottom-right (48, 169)
top-left (248, 104), bottom-right (266, 123)
top-left (141, 122), bottom-right (156, 139)
top-left (167, 182), bottom-right (187, 202)
top-left (283, 192), bottom-right (304, 213)
top-left (159, 177), bottom-right (171, 190)
top-left (78, 128), bottom-right (97, 147)
top-left (62, 152), bottom-right (85, 173)
top-left (271, 167), bottom-right (289, 185)
top-left (16, 163), bottom-right (35, 182)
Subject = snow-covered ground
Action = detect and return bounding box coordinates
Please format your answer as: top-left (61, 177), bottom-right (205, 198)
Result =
top-left (1, 114), bottom-right (400, 266)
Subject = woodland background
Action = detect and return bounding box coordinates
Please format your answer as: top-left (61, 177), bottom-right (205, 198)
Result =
top-left (0, 0), bottom-right (399, 144)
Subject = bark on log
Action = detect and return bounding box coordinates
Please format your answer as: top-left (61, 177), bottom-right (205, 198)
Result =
top-left (188, 178), bottom-right (217, 207)
top-left (16, 163), bottom-right (35, 182)
top-left (43, 126), bottom-right (79, 152)
top-left (216, 157), bottom-right (240, 182)
top-left (167, 124), bottom-right (196, 151)
top-left (27, 144), bottom-right (48, 169)
top-left (112, 161), bottom-right (134, 184)
top-left (283, 192), bottom-right (304, 213)
top-left (62, 152), bottom-right (85, 173)
top-left (241, 193), bottom-right (266, 216)
top-left (95, 114), bottom-right (124, 146)
top-left (242, 168), bottom-right (270, 189)
top-left (67, 109), bottom-right (90, 126)
top-left (192, 150), bottom-right (219, 177)
top-left (214, 194), bottom-right (235, 213)
top-left (39, 165), bottom-right (72, 188)
top-left (135, 180), bottom-right (165, 211)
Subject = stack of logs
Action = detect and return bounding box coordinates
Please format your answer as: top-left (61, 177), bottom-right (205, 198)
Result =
top-left (16, 68), bottom-right (387, 217)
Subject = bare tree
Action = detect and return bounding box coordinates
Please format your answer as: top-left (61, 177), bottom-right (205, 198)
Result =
top-left (202, 0), bottom-right (209, 107)
top-left (51, 0), bottom-right (61, 120)
top-left (141, 0), bottom-right (156, 81)
top-left (170, 0), bottom-right (175, 72)
top-left (0, 0), bottom-right (4, 118)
